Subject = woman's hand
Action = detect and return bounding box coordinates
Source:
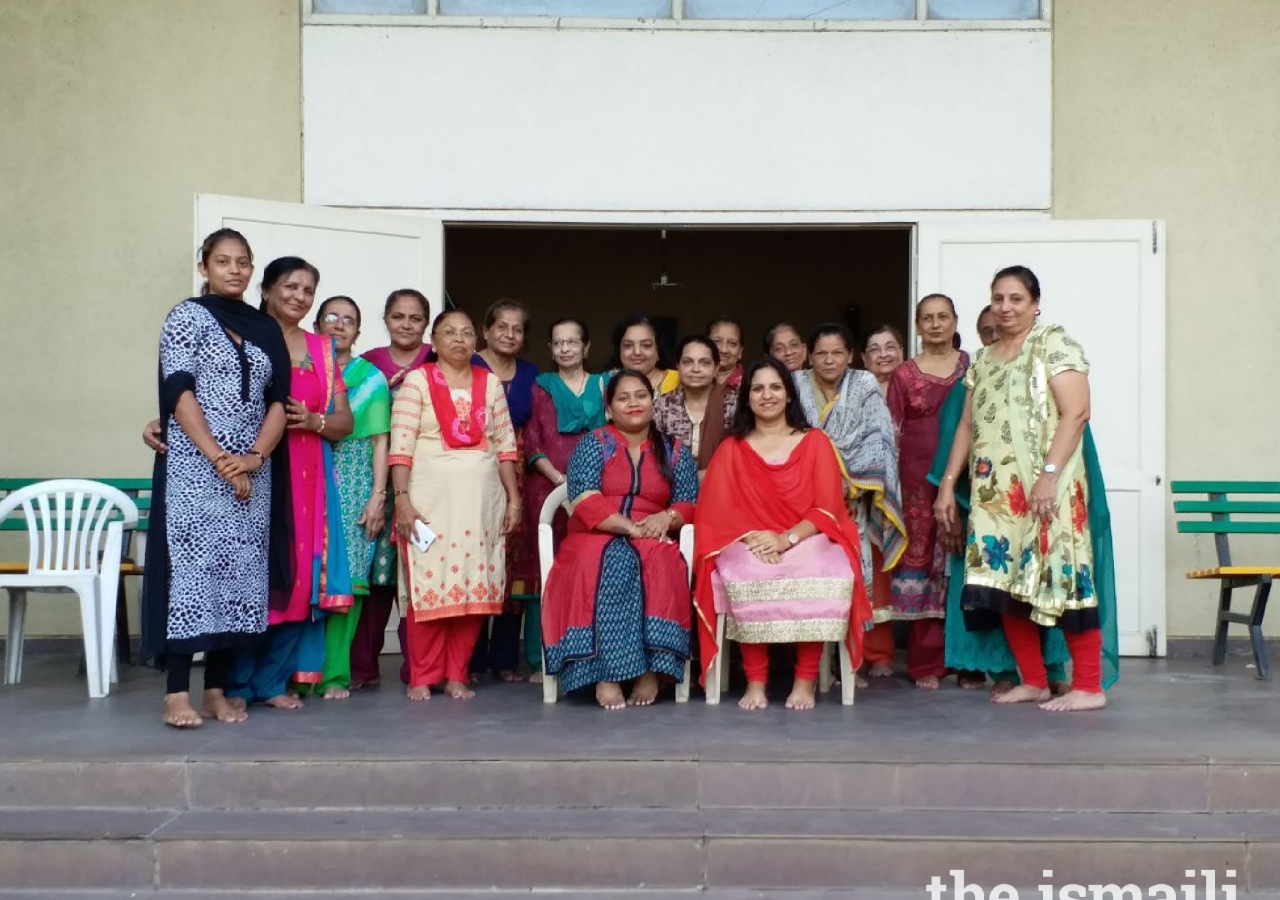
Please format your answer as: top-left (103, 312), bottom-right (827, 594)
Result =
top-left (285, 398), bottom-right (317, 431)
top-left (502, 499), bottom-right (522, 536)
top-left (393, 493), bottom-right (429, 543)
top-left (547, 468), bottom-right (566, 487)
top-left (633, 512), bottom-right (671, 540)
top-left (228, 473), bottom-right (252, 502)
top-left (741, 530), bottom-right (788, 564)
top-left (940, 518), bottom-right (965, 556)
top-left (143, 419), bottom-right (167, 454)
top-left (359, 491), bottom-right (386, 541)
top-left (934, 481), bottom-right (957, 531)
top-left (214, 453), bottom-right (263, 480)
top-left (1028, 474), bottom-right (1060, 521)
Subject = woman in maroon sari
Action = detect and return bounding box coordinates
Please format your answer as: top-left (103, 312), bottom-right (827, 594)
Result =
top-left (540, 370), bottom-right (698, 710)
top-left (350, 288), bottom-right (432, 688)
top-left (886, 294), bottom-right (969, 688)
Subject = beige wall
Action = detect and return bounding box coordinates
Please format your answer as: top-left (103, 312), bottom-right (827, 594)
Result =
top-left (0, 0), bottom-right (302, 637)
top-left (1054, 1), bottom-right (1280, 639)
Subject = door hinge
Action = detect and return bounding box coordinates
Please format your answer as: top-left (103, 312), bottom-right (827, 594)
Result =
top-left (1146, 625), bottom-right (1159, 657)
top-left (1151, 220), bottom-right (1159, 254)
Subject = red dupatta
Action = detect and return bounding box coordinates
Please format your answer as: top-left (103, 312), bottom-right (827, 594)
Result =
top-left (424, 363), bottom-right (489, 451)
top-left (692, 428), bottom-right (871, 686)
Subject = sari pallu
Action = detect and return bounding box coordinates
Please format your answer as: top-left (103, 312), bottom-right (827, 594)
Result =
top-left (693, 429), bottom-right (872, 687)
top-left (794, 369), bottom-right (906, 625)
top-left (540, 427), bottom-right (698, 693)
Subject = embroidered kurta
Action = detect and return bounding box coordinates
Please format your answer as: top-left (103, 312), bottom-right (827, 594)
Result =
top-left (886, 352), bottom-right (969, 620)
top-left (960, 325), bottom-right (1099, 630)
top-left (389, 365), bottom-right (517, 622)
top-left (540, 427), bottom-right (698, 693)
top-left (332, 356), bottom-right (391, 596)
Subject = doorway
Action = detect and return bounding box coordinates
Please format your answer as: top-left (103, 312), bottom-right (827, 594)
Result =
top-left (444, 225), bottom-right (912, 367)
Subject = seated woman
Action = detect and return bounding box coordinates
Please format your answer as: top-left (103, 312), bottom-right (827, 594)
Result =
top-left (540, 369), bottom-right (698, 710)
top-left (695, 358), bottom-right (872, 712)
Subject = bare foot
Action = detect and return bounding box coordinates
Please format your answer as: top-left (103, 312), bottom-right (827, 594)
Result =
top-left (992, 684), bottom-right (1050, 704)
top-left (1040, 690), bottom-right (1107, 712)
top-left (627, 672), bottom-right (660, 706)
top-left (596, 681), bottom-right (626, 710)
top-left (784, 679), bottom-right (817, 711)
top-left (738, 681), bottom-right (769, 711)
top-left (867, 663), bottom-right (895, 678)
top-left (323, 687), bottom-right (351, 700)
top-left (445, 679), bottom-right (475, 699)
top-left (499, 669), bottom-right (525, 683)
top-left (989, 679), bottom-right (1016, 697)
top-left (406, 685), bottom-right (431, 702)
top-left (264, 694), bottom-right (305, 710)
top-left (856, 674), bottom-right (869, 689)
top-left (528, 672), bottom-right (544, 685)
top-left (915, 675), bottom-right (941, 690)
top-left (225, 696), bottom-right (248, 712)
top-left (1049, 680), bottom-right (1071, 696)
top-left (202, 689), bottom-right (248, 724)
top-left (958, 674), bottom-right (986, 690)
top-left (163, 693), bottom-right (203, 729)
top-left (350, 678), bottom-right (380, 691)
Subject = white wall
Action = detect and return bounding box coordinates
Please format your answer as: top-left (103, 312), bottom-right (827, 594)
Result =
top-left (302, 24), bottom-right (1050, 213)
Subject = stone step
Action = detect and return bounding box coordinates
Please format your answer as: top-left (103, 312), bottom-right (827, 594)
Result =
top-left (2, 807), bottom-right (1278, 891)
top-left (3, 758), bottom-right (1277, 813)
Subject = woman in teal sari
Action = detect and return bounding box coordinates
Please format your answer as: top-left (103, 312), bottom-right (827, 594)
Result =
top-left (309, 296), bottom-right (392, 699)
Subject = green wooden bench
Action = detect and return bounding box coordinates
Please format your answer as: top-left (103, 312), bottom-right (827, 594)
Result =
top-left (1, 478), bottom-right (151, 665)
top-left (1171, 481), bottom-right (1280, 679)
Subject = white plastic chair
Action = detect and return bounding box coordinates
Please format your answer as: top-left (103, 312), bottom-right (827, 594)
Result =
top-left (0, 479), bottom-right (139, 698)
top-left (703, 564), bottom-right (857, 706)
top-left (537, 482), bottom-right (694, 704)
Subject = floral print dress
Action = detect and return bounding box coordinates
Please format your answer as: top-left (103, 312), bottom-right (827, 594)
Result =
top-left (961, 325), bottom-right (1097, 629)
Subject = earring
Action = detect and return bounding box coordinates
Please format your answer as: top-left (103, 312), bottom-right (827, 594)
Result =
top-left (1035, 308), bottom-right (1042, 318)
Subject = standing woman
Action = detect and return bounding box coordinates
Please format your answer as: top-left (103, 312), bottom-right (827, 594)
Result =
top-left (390, 310), bottom-right (521, 701)
top-left (470, 299), bottom-right (540, 682)
top-left (523, 317), bottom-right (607, 680)
top-left (935, 266), bottom-right (1117, 712)
top-left (226, 258), bottom-right (354, 709)
top-left (653, 335), bottom-right (738, 479)
top-left (350, 288), bottom-right (432, 688)
top-left (886, 295), bottom-right (968, 689)
top-left (311, 296), bottom-right (391, 700)
top-left (707, 315), bottom-right (745, 390)
top-left (142, 229), bottom-right (290, 728)
top-left (608, 313), bottom-right (679, 398)
top-left (794, 324), bottom-right (906, 682)
top-left (862, 325), bottom-right (906, 399)
top-left (765, 323), bottom-right (809, 374)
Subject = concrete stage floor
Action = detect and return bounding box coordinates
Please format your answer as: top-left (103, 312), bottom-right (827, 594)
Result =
top-left (1, 650), bottom-right (1275, 764)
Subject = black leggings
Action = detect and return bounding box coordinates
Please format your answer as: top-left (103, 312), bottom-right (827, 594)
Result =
top-left (166, 649), bottom-right (234, 695)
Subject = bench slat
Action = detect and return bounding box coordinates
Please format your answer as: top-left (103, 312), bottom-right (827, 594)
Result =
top-left (0, 562), bottom-right (145, 576)
top-left (1170, 481), bottom-right (1280, 494)
top-left (1177, 521), bottom-right (1280, 534)
top-left (1186, 566), bottom-right (1280, 579)
top-left (1174, 500), bottom-right (1280, 514)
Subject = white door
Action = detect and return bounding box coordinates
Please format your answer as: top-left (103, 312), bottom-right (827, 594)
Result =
top-left (197, 194), bottom-right (446, 653)
top-left (916, 220), bottom-right (1167, 657)
top-left (195, 194), bottom-right (444, 356)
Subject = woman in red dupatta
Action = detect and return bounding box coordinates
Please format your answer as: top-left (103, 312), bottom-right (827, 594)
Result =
top-left (695, 358), bottom-right (871, 711)
top-left (541, 370), bottom-right (698, 710)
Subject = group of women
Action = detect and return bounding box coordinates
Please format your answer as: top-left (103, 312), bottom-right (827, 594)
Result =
top-left (141, 228), bottom-right (1116, 728)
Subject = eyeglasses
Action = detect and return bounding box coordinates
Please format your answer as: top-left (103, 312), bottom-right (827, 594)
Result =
top-left (865, 343), bottom-right (901, 354)
top-left (436, 328), bottom-right (476, 340)
top-left (321, 313), bottom-right (358, 327)
top-left (551, 339), bottom-right (583, 349)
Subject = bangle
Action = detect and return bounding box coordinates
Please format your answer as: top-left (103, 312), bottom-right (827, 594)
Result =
top-left (247, 449), bottom-right (265, 461)
top-left (666, 509), bottom-right (678, 520)
top-left (315, 414), bottom-right (326, 434)
top-left (393, 489), bottom-right (409, 496)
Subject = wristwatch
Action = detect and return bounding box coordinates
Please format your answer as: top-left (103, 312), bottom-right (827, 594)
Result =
top-left (785, 531), bottom-right (799, 547)
top-left (1042, 463), bottom-right (1058, 475)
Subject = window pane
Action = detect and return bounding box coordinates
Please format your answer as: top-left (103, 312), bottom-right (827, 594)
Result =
top-left (685, 0), bottom-right (913, 19)
top-left (440, 0), bottom-right (672, 16)
top-left (927, 0), bottom-right (1038, 19)
top-left (313, 0), bottom-right (428, 12)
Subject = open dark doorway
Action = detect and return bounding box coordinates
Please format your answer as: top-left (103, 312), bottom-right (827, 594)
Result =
top-left (445, 226), bottom-right (911, 368)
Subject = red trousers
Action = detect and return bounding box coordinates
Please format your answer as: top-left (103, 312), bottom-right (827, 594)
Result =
top-left (740, 642), bottom-right (825, 683)
top-left (1002, 615), bottom-right (1102, 693)
top-left (405, 614), bottom-right (485, 687)
top-left (863, 622), bottom-right (895, 666)
top-left (907, 618), bottom-right (947, 681)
